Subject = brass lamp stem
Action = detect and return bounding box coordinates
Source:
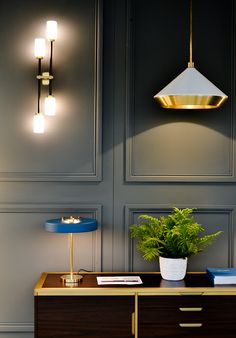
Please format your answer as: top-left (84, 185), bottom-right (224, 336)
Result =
top-left (61, 232), bottom-right (83, 285)
top-left (188, 0), bottom-right (194, 68)
top-left (69, 233), bottom-right (73, 279)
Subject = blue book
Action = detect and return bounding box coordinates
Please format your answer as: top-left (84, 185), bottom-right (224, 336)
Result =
top-left (207, 268), bottom-right (236, 284)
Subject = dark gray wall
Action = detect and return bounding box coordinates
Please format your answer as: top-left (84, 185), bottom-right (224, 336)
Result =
top-left (105, 0), bottom-right (235, 271)
top-left (0, 0), bottom-right (235, 337)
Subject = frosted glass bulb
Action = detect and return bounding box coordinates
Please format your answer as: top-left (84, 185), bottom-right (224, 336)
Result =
top-left (45, 95), bottom-right (56, 116)
top-left (46, 21), bottom-right (58, 41)
top-left (34, 38), bottom-right (45, 59)
top-left (33, 113), bottom-right (45, 134)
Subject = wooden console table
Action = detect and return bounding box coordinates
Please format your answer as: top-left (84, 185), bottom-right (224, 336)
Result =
top-left (34, 272), bottom-right (236, 338)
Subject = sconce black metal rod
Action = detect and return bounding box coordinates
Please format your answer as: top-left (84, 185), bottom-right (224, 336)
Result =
top-left (37, 58), bottom-right (42, 114)
top-left (49, 41), bottom-right (54, 95)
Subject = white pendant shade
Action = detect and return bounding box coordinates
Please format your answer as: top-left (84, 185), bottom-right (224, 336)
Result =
top-left (156, 67), bottom-right (227, 96)
top-left (154, 67), bottom-right (228, 109)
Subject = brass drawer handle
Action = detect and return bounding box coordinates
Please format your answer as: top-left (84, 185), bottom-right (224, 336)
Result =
top-left (179, 323), bottom-right (202, 328)
top-left (179, 292), bottom-right (203, 296)
top-left (179, 307), bottom-right (203, 312)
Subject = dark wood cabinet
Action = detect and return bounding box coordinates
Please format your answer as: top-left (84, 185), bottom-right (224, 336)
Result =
top-left (35, 296), bottom-right (134, 338)
top-left (34, 273), bottom-right (236, 338)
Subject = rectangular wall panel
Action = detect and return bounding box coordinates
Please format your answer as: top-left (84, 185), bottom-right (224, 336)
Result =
top-left (125, 0), bottom-right (235, 182)
top-left (0, 0), bottom-right (102, 181)
top-left (0, 203), bottom-right (101, 335)
top-left (125, 204), bottom-right (234, 272)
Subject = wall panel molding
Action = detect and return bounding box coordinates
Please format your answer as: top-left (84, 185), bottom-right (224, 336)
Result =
top-left (0, 323), bottom-right (34, 333)
top-left (125, 0), bottom-right (235, 182)
top-left (0, 203), bottom-right (102, 335)
top-left (124, 204), bottom-right (235, 271)
top-left (0, 202), bottom-right (102, 271)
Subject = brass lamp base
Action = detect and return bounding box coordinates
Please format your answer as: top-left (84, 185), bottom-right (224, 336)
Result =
top-left (61, 274), bottom-right (83, 286)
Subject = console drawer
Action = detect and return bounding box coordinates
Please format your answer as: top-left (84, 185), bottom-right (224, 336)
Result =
top-left (139, 295), bottom-right (236, 338)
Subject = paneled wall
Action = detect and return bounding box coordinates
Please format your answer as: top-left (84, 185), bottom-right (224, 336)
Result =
top-left (0, 0), bottom-right (236, 337)
top-left (106, 0), bottom-right (236, 272)
top-left (0, 1), bottom-right (106, 337)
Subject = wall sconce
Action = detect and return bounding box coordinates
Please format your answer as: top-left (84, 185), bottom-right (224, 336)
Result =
top-left (33, 21), bottom-right (57, 134)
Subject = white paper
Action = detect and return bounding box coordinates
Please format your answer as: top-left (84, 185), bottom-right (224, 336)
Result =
top-left (96, 276), bottom-right (143, 285)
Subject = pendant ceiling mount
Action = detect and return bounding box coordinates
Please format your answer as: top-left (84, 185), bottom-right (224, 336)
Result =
top-left (154, 0), bottom-right (228, 109)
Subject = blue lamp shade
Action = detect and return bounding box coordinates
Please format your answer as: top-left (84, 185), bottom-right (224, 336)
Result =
top-left (45, 217), bottom-right (97, 233)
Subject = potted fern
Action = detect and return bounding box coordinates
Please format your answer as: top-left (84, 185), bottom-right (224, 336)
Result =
top-left (130, 207), bottom-right (222, 281)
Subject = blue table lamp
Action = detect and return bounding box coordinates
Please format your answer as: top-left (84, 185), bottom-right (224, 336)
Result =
top-left (45, 216), bottom-right (97, 285)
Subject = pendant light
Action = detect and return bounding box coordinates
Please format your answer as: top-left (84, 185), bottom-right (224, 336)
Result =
top-left (154, 0), bottom-right (228, 109)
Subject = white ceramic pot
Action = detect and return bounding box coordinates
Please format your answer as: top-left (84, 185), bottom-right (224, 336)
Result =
top-left (159, 256), bottom-right (188, 281)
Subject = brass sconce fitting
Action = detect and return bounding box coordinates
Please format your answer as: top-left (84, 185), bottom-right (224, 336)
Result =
top-left (36, 72), bottom-right (54, 86)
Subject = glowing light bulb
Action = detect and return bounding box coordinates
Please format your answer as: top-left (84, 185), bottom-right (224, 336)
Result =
top-left (34, 38), bottom-right (45, 59)
top-left (33, 113), bottom-right (45, 134)
top-left (45, 95), bottom-right (56, 116)
top-left (46, 21), bottom-right (58, 41)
